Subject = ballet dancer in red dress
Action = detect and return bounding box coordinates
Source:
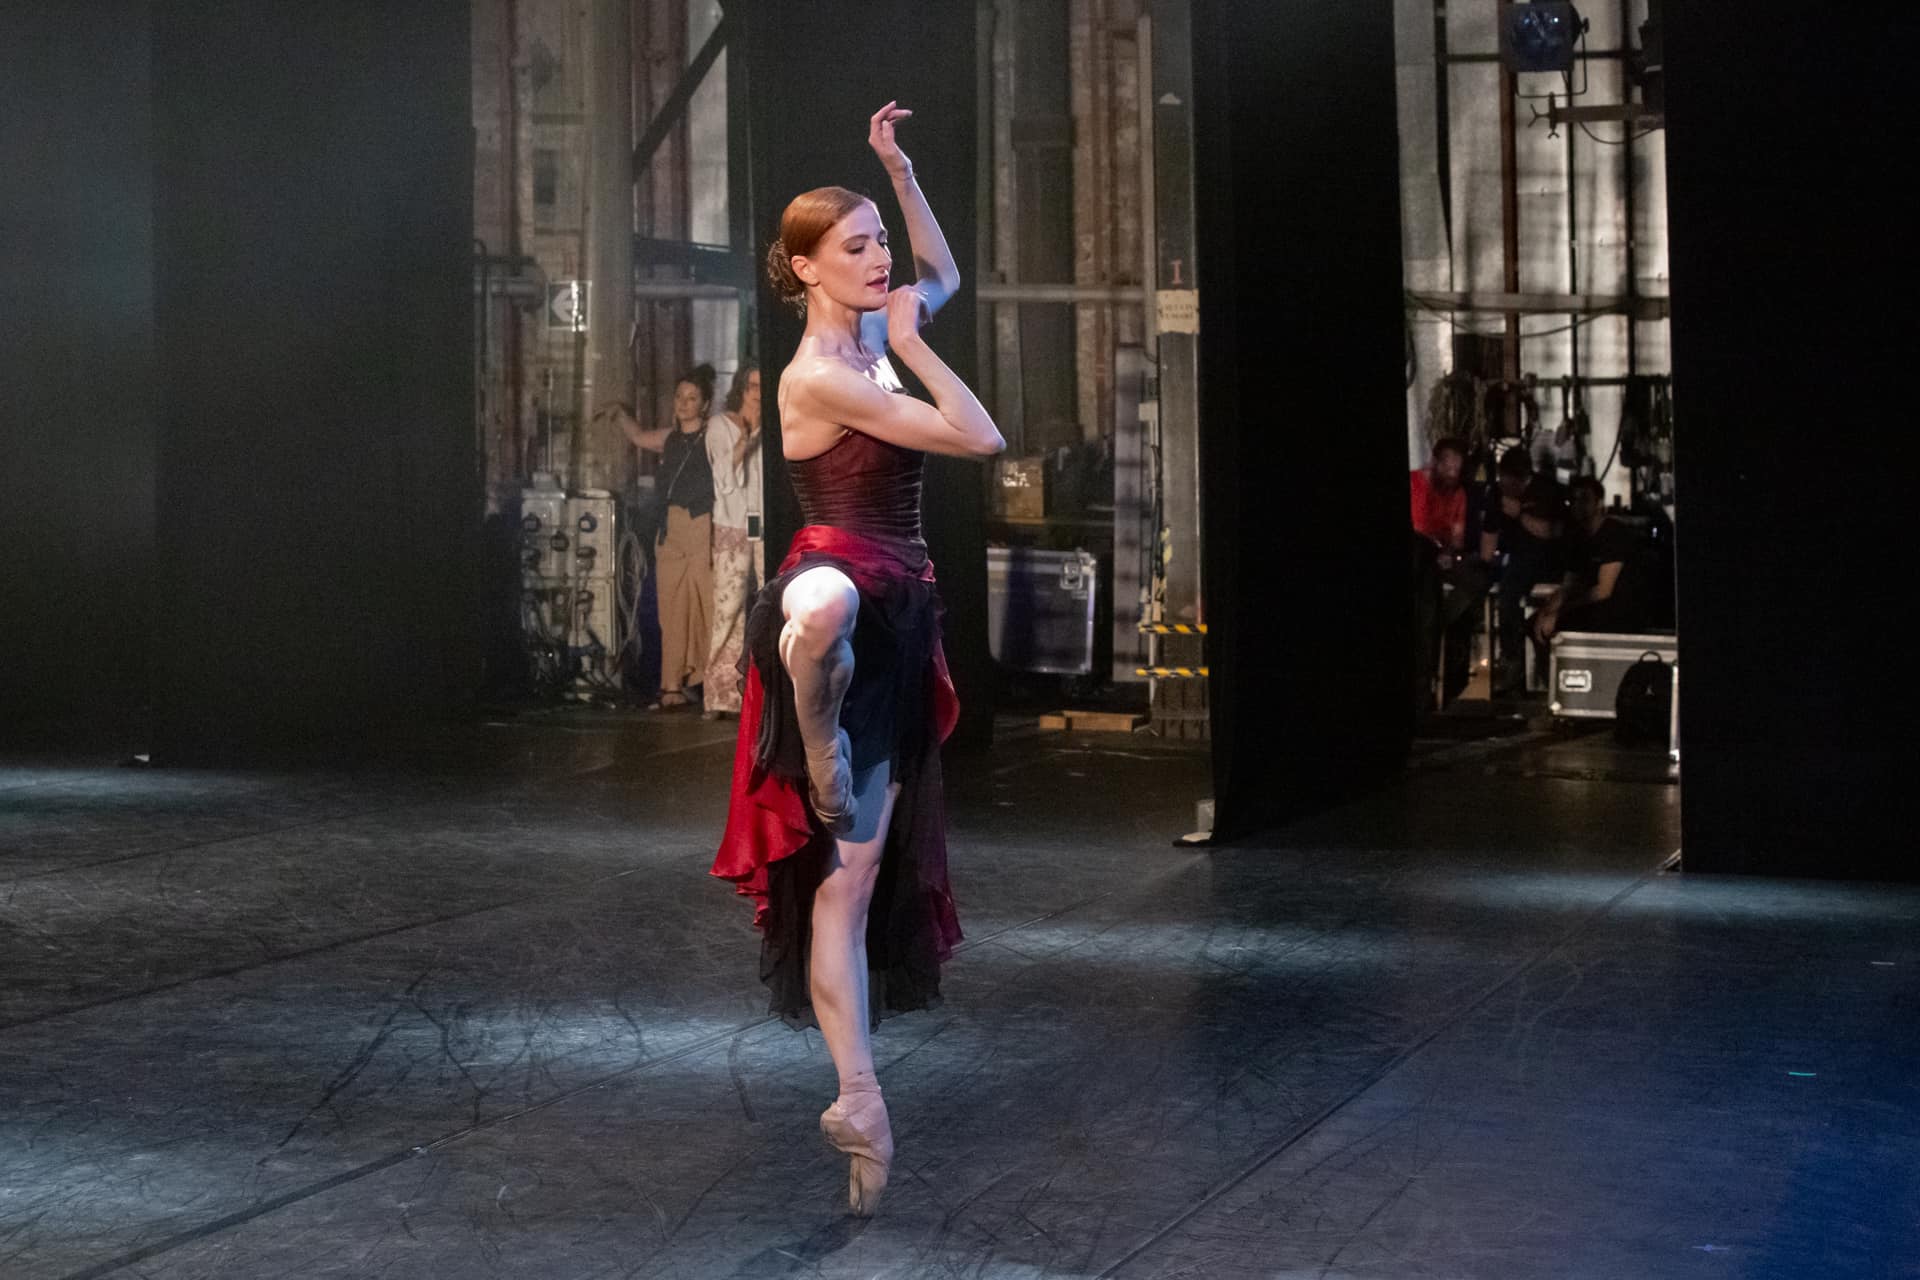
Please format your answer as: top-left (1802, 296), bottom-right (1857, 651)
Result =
top-left (710, 101), bottom-right (1004, 1216)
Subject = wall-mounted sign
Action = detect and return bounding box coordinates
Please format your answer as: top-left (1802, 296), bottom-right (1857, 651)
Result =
top-left (546, 280), bottom-right (588, 334)
top-left (1155, 289), bottom-right (1200, 335)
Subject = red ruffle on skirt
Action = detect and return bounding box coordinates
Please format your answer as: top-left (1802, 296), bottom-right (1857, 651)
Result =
top-left (709, 526), bottom-right (961, 1021)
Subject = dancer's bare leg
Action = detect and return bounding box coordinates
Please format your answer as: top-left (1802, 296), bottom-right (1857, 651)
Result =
top-left (809, 763), bottom-right (899, 1084)
top-left (781, 565), bottom-right (906, 1211)
top-left (779, 567), bottom-right (859, 832)
top-left (810, 762), bottom-right (902, 1214)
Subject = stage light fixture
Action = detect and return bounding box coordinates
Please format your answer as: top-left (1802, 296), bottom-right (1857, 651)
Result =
top-left (1500, 1), bottom-right (1587, 74)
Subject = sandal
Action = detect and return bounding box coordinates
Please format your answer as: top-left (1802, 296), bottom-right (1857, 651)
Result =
top-left (648, 691), bottom-right (691, 712)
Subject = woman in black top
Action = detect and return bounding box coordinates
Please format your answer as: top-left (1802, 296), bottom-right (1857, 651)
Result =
top-left (606, 364), bottom-right (718, 709)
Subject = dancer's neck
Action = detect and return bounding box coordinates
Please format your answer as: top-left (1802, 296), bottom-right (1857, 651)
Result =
top-left (804, 297), bottom-right (875, 364)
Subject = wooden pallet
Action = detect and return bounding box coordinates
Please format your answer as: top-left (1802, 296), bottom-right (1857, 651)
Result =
top-left (1038, 709), bottom-right (1147, 734)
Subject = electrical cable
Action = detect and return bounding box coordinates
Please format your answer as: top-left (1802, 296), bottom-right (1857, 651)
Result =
top-left (1575, 121), bottom-right (1659, 147)
top-left (1405, 296), bottom-right (1617, 341)
top-left (1595, 422), bottom-right (1623, 481)
top-left (615, 518), bottom-right (649, 678)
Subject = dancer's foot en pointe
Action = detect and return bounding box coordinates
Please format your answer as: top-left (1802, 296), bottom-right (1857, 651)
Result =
top-left (819, 1077), bottom-right (892, 1216)
top-left (805, 727), bottom-right (856, 835)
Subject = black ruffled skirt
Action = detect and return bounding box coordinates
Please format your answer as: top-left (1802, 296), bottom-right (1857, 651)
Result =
top-left (711, 526), bottom-right (963, 1029)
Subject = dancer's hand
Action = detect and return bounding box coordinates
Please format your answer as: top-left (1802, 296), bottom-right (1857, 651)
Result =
top-left (886, 285), bottom-right (929, 350)
top-left (868, 101), bottom-right (915, 183)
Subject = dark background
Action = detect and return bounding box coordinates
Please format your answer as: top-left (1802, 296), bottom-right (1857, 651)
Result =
top-left (1192, 0), bottom-right (1413, 838)
top-left (1664, 2), bottom-right (1907, 878)
top-left (740, 0), bottom-right (992, 751)
top-left (0, 0), bottom-right (477, 761)
top-left (150, 2), bottom-right (477, 761)
top-left (0, 0), bottom-right (156, 736)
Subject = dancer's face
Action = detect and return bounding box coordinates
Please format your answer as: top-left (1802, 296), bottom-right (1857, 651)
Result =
top-left (792, 201), bottom-right (891, 314)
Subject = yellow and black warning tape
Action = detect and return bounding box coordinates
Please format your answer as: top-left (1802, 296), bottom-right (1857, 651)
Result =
top-left (1136, 666), bottom-right (1209, 679)
top-left (1137, 622), bottom-right (1208, 635)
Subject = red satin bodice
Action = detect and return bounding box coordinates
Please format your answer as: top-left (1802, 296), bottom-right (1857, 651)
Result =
top-left (788, 429), bottom-right (926, 550)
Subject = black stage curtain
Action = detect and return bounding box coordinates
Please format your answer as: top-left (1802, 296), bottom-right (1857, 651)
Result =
top-left (0, 2), bottom-right (156, 735)
top-left (1192, 0), bottom-right (1411, 838)
top-left (1666, 4), bottom-right (1909, 878)
top-left (739, 0), bottom-right (992, 750)
top-left (150, 2), bottom-right (476, 761)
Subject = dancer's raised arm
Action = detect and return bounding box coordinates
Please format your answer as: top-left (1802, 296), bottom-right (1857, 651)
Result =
top-left (790, 281), bottom-right (1003, 460)
top-left (867, 101), bottom-right (959, 319)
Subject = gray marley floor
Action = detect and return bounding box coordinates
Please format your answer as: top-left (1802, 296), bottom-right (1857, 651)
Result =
top-left (2, 713), bottom-right (1916, 1278)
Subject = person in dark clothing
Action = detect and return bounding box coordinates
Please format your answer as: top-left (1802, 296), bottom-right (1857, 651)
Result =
top-left (603, 364), bottom-right (719, 709)
top-left (1478, 447), bottom-right (1565, 693)
top-left (1533, 477), bottom-right (1650, 640)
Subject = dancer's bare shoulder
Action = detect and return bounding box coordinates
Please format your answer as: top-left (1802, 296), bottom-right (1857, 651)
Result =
top-left (784, 354), bottom-right (889, 412)
top-left (779, 355), bottom-right (873, 459)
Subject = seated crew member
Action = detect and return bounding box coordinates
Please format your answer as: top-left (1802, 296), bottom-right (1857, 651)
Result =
top-left (1532, 477), bottom-right (1650, 641)
top-left (1479, 447), bottom-right (1565, 693)
top-left (1409, 436), bottom-right (1489, 709)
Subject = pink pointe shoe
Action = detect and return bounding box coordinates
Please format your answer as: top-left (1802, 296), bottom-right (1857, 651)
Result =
top-left (819, 1085), bottom-right (893, 1216)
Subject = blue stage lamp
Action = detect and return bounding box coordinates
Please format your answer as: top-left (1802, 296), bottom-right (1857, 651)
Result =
top-left (1500, 2), bottom-right (1586, 74)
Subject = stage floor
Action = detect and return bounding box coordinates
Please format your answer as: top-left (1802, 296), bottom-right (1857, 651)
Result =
top-left (2, 713), bottom-right (1914, 1278)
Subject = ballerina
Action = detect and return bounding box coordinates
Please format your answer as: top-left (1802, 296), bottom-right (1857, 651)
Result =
top-left (710, 100), bottom-right (1004, 1216)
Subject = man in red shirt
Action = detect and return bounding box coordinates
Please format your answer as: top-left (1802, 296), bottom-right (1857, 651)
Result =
top-left (1410, 437), bottom-right (1468, 553)
top-left (1408, 437), bottom-right (1488, 712)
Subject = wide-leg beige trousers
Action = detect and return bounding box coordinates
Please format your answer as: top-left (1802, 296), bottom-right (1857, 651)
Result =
top-left (656, 507), bottom-right (712, 695)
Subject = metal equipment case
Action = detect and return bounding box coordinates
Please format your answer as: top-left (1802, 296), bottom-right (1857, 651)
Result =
top-left (986, 547), bottom-right (1098, 675)
top-left (1548, 630), bottom-right (1678, 719)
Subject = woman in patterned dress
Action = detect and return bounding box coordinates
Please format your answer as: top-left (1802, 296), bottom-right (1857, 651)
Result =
top-left (703, 363), bottom-right (762, 719)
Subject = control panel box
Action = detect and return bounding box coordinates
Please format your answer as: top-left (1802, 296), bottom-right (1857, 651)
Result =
top-left (564, 493), bottom-right (617, 582)
top-left (519, 484), bottom-right (570, 582)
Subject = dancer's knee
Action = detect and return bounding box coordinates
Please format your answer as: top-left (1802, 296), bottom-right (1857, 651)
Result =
top-left (815, 855), bottom-right (879, 918)
top-left (782, 571), bottom-right (858, 661)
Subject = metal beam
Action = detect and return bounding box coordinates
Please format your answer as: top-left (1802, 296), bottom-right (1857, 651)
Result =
top-left (1407, 289), bottom-right (1669, 320)
top-left (1549, 102), bottom-right (1663, 128)
top-left (976, 283), bottom-right (1145, 303)
top-left (631, 236), bottom-right (752, 286)
top-left (632, 11), bottom-right (733, 179)
top-left (1443, 49), bottom-right (1629, 63)
top-left (1498, 3), bottom-right (1521, 435)
top-left (1149, 0), bottom-right (1203, 626)
top-left (632, 282), bottom-right (741, 300)
top-left (582, 0), bottom-right (634, 491)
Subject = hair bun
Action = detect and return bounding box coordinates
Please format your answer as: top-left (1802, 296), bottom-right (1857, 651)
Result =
top-left (686, 362), bottom-right (717, 404)
top-left (766, 238), bottom-right (806, 312)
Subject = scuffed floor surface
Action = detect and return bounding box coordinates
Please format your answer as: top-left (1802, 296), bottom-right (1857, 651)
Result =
top-left (2, 712), bottom-right (1915, 1278)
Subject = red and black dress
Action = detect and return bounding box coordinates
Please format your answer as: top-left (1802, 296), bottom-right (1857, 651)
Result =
top-left (709, 418), bottom-right (962, 1027)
